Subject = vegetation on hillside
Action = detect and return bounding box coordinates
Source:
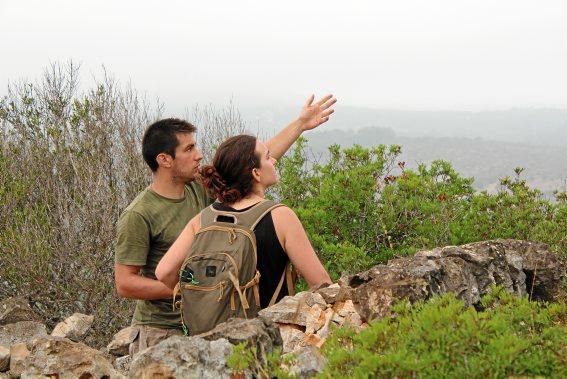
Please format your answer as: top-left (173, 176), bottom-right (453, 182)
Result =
top-left (1, 64), bottom-right (566, 363)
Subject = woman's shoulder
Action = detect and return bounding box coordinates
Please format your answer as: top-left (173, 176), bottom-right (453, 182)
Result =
top-left (270, 205), bottom-right (300, 227)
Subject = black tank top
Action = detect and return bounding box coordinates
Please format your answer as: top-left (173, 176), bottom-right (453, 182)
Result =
top-left (212, 202), bottom-right (289, 308)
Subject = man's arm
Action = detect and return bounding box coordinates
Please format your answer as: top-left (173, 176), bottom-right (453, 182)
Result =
top-left (114, 210), bottom-right (172, 300)
top-left (266, 94), bottom-right (337, 159)
top-left (115, 264), bottom-right (173, 299)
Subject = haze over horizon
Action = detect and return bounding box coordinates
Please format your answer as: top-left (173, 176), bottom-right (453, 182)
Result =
top-left (1, 0), bottom-right (566, 115)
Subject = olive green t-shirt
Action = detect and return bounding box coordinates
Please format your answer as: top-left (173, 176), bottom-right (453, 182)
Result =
top-left (115, 181), bottom-right (213, 329)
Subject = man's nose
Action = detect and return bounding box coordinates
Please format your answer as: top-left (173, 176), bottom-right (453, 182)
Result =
top-left (195, 147), bottom-right (203, 161)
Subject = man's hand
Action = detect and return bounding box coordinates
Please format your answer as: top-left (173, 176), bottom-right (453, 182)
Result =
top-left (297, 94), bottom-right (337, 132)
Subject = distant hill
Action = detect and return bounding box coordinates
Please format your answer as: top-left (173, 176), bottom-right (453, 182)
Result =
top-left (241, 107), bottom-right (567, 197)
top-left (243, 106), bottom-right (567, 147)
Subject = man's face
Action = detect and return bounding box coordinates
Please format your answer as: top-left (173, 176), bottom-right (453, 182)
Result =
top-left (171, 132), bottom-right (203, 183)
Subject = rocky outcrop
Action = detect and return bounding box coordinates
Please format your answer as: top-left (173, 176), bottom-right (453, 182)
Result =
top-left (0, 239), bottom-right (564, 378)
top-left (346, 239), bottom-right (566, 322)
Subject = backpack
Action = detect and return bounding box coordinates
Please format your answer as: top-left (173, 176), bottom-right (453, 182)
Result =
top-left (173, 200), bottom-right (296, 335)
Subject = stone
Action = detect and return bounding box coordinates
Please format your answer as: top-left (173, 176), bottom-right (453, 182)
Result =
top-left (464, 239), bottom-right (567, 301)
top-left (286, 345), bottom-right (327, 378)
top-left (17, 336), bottom-right (123, 378)
top-left (316, 309), bottom-right (337, 339)
top-left (0, 346), bottom-right (9, 372)
top-left (278, 324), bottom-right (305, 353)
top-left (0, 321), bottom-right (47, 348)
top-left (302, 333), bottom-right (325, 348)
top-left (197, 317), bottom-right (281, 361)
top-left (114, 355), bottom-right (131, 376)
top-left (258, 292), bottom-right (325, 326)
top-left (315, 283), bottom-right (341, 304)
top-left (334, 300), bottom-right (357, 317)
top-left (346, 240), bottom-right (543, 322)
top-left (9, 343), bottom-right (29, 377)
top-left (51, 313), bottom-right (94, 342)
top-left (0, 298), bottom-right (42, 326)
top-left (129, 336), bottom-right (233, 379)
top-left (305, 304), bottom-right (325, 334)
top-left (107, 325), bottom-right (139, 356)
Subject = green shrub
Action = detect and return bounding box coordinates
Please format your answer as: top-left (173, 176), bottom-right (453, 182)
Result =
top-left (320, 288), bottom-right (567, 378)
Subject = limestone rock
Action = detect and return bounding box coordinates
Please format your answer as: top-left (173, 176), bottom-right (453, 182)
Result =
top-left (347, 240), bottom-right (543, 322)
top-left (315, 283), bottom-right (341, 304)
top-left (51, 313), bottom-right (94, 342)
top-left (114, 355), bottom-right (131, 376)
top-left (0, 298), bottom-right (42, 326)
top-left (9, 343), bottom-right (29, 377)
top-left (129, 336), bottom-right (233, 379)
top-left (259, 291), bottom-right (325, 326)
top-left (305, 304), bottom-right (325, 334)
top-left (197, 317), bottom-right (282, 361)
top-left (464, 239), bottom-right (567, 301)
top-left (107, 325), bottom-right (139, 356)
top-left (0, 321), bottom-right (47, 348)
top-left (278, 324), bottom-right (305, 353)
top-left (286, 345), bottom-right (326, 378)
top-left (0, 346), bottom-right (9, 372)
top-left (18, 336), bottom-right (123, 379)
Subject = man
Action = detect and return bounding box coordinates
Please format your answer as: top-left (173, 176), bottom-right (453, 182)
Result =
top-left (114, 94), bottom-right (336, 354)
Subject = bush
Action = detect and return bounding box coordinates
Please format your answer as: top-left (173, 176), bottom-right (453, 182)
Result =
top-left (274, 139), bottom-right (567, 281)
top-left (320, 288), bottom-right (567, 378)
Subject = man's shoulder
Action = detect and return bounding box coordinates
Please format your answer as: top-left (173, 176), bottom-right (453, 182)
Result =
top-left (123, 187), bottom-right (156, 216)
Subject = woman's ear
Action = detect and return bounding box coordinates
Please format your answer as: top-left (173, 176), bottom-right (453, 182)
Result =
top-left (252, 167), bottom-right (261, 182)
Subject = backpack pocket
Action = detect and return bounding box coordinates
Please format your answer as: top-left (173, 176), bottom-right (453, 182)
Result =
top-left (179, 252), bottom-right (238, 335)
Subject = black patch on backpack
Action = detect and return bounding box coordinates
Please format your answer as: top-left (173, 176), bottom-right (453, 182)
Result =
top-left (205, 265), bottom-right (217, 277)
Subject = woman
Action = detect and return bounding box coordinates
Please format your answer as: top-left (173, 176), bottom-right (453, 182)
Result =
top-left (156, 134), bottom-right (331, 310)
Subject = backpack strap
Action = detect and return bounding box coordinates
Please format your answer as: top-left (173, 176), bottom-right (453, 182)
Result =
top-left (200, 200), bottom-right (283, 230)
top-left (268, 263), bottom-right (297, 307)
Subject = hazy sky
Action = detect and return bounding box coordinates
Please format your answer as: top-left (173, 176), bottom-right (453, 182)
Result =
top-left (1, 0), bottom-right (566, 113)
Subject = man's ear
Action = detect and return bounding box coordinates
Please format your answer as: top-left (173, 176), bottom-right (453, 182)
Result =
top-left (156, 153), bottom-right (173, 168)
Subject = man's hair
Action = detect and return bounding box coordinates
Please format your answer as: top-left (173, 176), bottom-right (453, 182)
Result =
top-left (142, 118), bottom-right (197, 172)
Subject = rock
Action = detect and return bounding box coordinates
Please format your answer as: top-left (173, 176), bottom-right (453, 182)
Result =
top-left (0, 321), bottom-right (47, 348)
top-left (0, 298), bottom-right (42, 326)
top-left (17, 336), bottom-right (123, 378)
top-left (9, 343), bottom-right (29, 377)
top-left (286, 345), bottom-right (327, 378)
top-left (464, 239), bottom-right (567, 301)
top-left (305, 304), bottom-right (325, 334)
top-left (0, 346), bottom-right (9, 372)
top-left (347, 240), bottom-right (541, 322)
top-left (129, 336), bottom-right (233, 379)
top-left (316, 283), bottom-right (341, 304)
top-left (51, 313), bottom-right (94, 342)
top-left (107, 326), bottom-right (139, 356)
top-left (197, 317), bottom-right (282, 361)
top-left (114, 355), bottom-right (132, 376)
top-left (302, 333), bottom-right (325, 348)
top-left (259, 291), bottom-right (326, 326)
top-left (278, 324), bottom-right (305, 353)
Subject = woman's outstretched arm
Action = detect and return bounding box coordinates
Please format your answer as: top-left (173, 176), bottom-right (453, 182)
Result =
top-left (156, 214), bottom-right (201, 289)
top-left (271, 206), bottom-right (332, 288)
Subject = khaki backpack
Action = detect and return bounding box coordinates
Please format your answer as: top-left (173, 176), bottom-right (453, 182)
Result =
top-left (173, 200), bottom-right (295, 335)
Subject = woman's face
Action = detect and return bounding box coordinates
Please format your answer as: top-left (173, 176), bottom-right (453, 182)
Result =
top-left (254, 140), bottom-right (278, 188)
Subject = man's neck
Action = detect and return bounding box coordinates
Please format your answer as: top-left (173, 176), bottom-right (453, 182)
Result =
top-left (150, 173), bottom-right (187, 200)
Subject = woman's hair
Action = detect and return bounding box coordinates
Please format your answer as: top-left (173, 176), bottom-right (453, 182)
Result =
top-left (200, 135), bottom-right (260, 203)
